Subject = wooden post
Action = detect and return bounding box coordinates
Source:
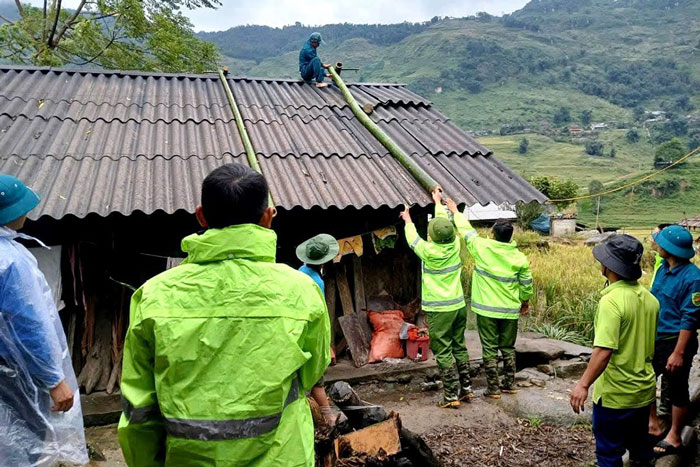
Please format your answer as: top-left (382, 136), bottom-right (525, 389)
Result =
top-left (324, 272), bottom-right (337, 348)
top-left (595, 196), bottom-right (601, 231)
top-left (352, 256), bottom-right (366, 315)
top-left (335, 263), bottom-right (355, 317)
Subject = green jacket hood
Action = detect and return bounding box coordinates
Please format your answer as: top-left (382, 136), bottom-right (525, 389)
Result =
top-left (181, 224), bottom-right (277, 264)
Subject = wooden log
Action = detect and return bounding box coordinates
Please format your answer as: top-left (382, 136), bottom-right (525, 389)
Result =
top-left (335, 415), bottom-right (402, 458)
top-left (336, 264), bottom-right (354, 317)
top-left (338, 315), bottom-right (369, 368)
top-left (78, 305), bottom-right (112, 394)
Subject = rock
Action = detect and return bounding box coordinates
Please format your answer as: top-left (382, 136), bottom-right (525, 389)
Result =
top-left (87, 443), bottom-right (106, 461)
top-left (537, 364), bottom-right (553, 375)
top-left (515, 368), bottom-right (548, 388)
top-left (425, 369), bottom-right (441, 382)
top-left (551, 359), bottom-right (589, 379)
top-left (516, 336), bottom-right (592, 367)
top-left (397, 374), bottom-right (413, 384)
top-left (577, 230), bottom-right (600, 239)
top-left (421, 381), bottom-right (443, 392)
top-left (584, 231), bottom-right (617, 246)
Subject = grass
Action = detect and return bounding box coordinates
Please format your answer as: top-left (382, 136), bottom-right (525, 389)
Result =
top-left (524, 415), bottom-right (544, 429)
top-left (461, 229), bottom-right (662, 347)
top-left (479, 130), bottom-right (655, 188)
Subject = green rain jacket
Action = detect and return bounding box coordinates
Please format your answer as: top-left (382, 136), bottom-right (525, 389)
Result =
top-left (455, 215), bottom-right (533, 320)
top-left (405, 203), bottom-right (466, 312)
top-left (118, 224), bottom-right (331, 467)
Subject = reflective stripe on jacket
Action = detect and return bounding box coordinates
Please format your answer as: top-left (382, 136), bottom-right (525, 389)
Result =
top-left (404, 204), bottom-right (465, 312)
top-left (118, 224), bottom-right (331, 467)
top-left (454, 214), bottom-right (533, 320)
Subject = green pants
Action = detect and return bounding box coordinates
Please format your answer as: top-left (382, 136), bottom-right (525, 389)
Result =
top-left (427, 308), bottom-right (470, 369)
top-left (476, 314), bottom-right (518, 360)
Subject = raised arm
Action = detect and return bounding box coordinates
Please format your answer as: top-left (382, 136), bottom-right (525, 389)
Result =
top-left (401, 206), bottom-right (429, 261)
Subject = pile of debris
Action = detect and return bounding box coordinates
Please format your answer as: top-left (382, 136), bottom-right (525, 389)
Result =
top-left (312, 381), bottom-right (441, 467)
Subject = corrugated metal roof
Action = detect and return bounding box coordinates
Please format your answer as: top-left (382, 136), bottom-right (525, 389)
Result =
top-left (0, 66), bottom-right (545, 220)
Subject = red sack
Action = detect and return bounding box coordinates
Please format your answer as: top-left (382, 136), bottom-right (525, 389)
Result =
top-left (368, 310), bottom-right (405, 363)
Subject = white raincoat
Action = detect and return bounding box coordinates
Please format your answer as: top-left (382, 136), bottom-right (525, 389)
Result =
top-left (0, 227), bottom-right (87, 466)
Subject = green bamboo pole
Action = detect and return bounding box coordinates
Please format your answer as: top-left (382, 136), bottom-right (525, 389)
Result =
top-left (327, 66), bottom-right (440, 196)
top-left (218, 69), bottom-right (275, 207)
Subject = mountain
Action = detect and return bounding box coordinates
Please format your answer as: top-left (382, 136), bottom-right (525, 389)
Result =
top-left (198, 0), bottom-right (700, 131)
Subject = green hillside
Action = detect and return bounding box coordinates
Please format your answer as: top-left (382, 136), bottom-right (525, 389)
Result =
top-left (202, 0), bottom-right (700, 228)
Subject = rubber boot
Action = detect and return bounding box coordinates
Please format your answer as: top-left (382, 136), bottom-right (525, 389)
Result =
top-left (483, 358), bottom-right (501, 399)
top-left (500, 353), bottom-right (518, 394)
top-left (437, 365), bottom-right (460, 408)
top-left (457, 361), bottom-right (474, 402)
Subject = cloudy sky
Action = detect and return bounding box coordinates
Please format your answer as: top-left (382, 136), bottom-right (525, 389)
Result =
top-left (18, 0), bottom-right (530, 32)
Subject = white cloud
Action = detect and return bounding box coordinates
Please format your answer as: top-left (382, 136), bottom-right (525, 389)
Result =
top-left (17, 0), bottom-right (529, 32)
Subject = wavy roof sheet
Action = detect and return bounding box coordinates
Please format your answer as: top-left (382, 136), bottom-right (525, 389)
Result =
top-left (0, 65), bottom-right (545, 220)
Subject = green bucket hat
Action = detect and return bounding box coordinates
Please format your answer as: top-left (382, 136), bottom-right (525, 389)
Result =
top-left (428, 217), bottom-right (455, 244)
top-left (296, 234), bottom-right (339, 265)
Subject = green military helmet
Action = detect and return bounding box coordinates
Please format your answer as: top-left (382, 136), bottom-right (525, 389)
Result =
top-left (428, 217), bottom-right (455, 244)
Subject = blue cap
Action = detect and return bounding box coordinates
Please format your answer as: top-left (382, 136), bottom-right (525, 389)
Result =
top-left (309, 32), bottom-right (324, 44)
top-left (655, 225), bottom-right (695, 259)
top-left (0, 175), bottom-right (40, 225)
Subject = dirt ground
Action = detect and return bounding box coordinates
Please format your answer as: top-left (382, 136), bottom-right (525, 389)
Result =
top-left (83, 381), bottom-right (597, 467)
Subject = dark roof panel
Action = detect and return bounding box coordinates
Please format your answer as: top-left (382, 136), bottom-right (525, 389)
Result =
top-left (0, 66), bottom-right (545, 220)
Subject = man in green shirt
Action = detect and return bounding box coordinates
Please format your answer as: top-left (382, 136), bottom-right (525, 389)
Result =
top-left (570, 235), bottom-right (659, 467)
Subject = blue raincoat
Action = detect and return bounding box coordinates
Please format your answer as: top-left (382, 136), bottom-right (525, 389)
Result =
top-left (0, 227), bottom-right (87, 466)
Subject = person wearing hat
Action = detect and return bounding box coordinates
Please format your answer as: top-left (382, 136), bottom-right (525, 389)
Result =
top-left (299, 32), bottom-right (331, 88)
top-left (401, 189), bottom-right (473, 408)
top-left (445, 200), bottom-right (533, 400)
top-left (297, 233), bottom-right (339, 425)
top-left (570, 235), bottom-right (659, 467)
top-left (0, 174), bottom-right (88, 465)
top-left (647, 225), bottom-right (700, 457)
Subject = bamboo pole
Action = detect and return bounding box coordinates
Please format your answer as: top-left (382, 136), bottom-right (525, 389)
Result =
top-left (326, 66), bottom-right (440, 197)
top-left (218, 69), bottom-right (275, 207)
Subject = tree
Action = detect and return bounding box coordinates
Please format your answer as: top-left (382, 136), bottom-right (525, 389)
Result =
top-left (580, 109), bottom-right (592, 126)
top-left (518, 137), bottom-right (529, 154)
top-left (654, 138), bottom-right (685, 164)
top-left (585, 140), bottom-right (604, 156)
top-left (515, 201), bottom-right (544, 229)
top-left (553, 107), bottom-right (571, 126)
top-left (626, 128), bottom-right (640, 143)
top-left (688, 129), bottom-right (700, 151)
top-left (588, 180), bottom-right (604, 195)
top-left (529, 176), bottom-right (579, 211)
top-left (0, 0), bottom-right (220, 72)
top-left (608, 145), bottom-right (616, 158)
top-left (633, 106), bottom-right (646, 122)
top-left (676, 95), bottom-right (693, 111)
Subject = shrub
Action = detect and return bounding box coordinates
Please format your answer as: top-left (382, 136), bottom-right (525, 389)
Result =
top-left (626, 128), bottom-right (640, 143)
top-left (585, 140), bottom-right (604, 156)
top-left (519, 137), bottom-right (530, 154)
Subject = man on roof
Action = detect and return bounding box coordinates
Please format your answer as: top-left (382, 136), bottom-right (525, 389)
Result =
top-left (299, 32), bottom-right (331, 88)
